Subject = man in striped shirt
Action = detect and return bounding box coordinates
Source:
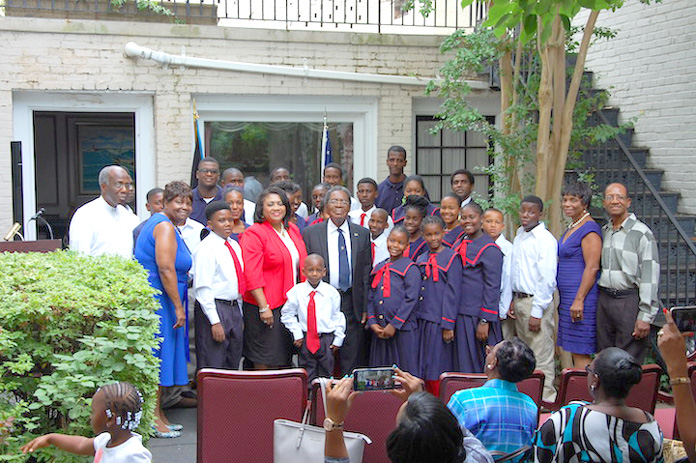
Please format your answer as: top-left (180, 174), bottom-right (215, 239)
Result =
top-left (597, 183), bottom-right (660, 364)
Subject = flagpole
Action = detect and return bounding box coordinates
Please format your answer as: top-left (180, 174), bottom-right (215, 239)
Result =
top-left (320, 114), bottom-right (328, 175)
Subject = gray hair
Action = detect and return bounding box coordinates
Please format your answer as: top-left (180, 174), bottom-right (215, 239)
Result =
top-left (324, 185), bottom-right (351, 205)
top-left (98, 165), bottom-right (127, 187)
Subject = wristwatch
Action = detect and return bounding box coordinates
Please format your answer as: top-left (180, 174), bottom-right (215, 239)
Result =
top-left (479, 318), bottom-right (489, 325)
top-left (258, 306), bottom-right (270, 314)
top-left (323, 417), bottom-right (344, 431)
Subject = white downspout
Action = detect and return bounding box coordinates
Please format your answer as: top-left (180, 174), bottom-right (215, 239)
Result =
top-left (123, 41), bottom-right (489, 89)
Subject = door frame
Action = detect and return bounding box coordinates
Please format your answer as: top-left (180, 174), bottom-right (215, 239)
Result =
top-left (13, 92), bottom-right (155, 240)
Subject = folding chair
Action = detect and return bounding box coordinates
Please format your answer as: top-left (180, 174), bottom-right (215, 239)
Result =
top-left (197, 368), bottom-right (308, 463)
top-left (309, 378), bottom-right (403, 463)
top-left (439, 370), bottom-right (545, 409)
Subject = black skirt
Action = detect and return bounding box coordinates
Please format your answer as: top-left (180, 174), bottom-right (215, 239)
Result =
top-left (242, 301), bottom-right (293, 367)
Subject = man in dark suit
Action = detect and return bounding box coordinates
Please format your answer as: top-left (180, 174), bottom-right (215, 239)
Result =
top-left (303, 186), bottom-right (372, 375)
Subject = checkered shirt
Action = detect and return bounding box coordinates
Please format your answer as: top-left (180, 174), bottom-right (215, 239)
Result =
top-left (447, 379), bottom-right (538, 457)
top-left (598, 213), bottom-right (660, 323)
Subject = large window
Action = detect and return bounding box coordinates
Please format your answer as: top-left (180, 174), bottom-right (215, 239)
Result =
top-left (206, 121), bottom-right (353, 204)
top-left (415, 115), bottom-right (494, 202)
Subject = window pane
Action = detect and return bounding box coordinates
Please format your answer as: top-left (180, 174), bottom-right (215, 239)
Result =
top-left (473, 174), bottom-right (489, 197)
top-left (442, 148), bottom-right (466, 174)
top-left (422, 176), bottom-right (442, 202)
top-left (467, 148), bottom-right (489, 171)
top-left (442, 127), bottom-right (466, 147)
top-left (417, 148), bottom-right (441, 174)
top-left (467, 130), bottom-right (488, 147)
top-left (417, 119), bottom-right (439, 147)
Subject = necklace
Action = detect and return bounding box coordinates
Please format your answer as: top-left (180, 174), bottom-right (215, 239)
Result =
top-left (568, 211), bottom-right (590, 229)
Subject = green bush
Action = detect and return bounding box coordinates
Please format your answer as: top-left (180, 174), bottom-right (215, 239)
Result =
top-left (0, 251), bottom-right (161, 462)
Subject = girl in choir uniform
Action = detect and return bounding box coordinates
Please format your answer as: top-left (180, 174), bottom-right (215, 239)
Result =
top-left (367, 226), bottom-right (421, 373)
top-left (415, 215), bottom-right (463, 396)
top-left (453, 202), bottom-right (504, 373)
top-left (439, 192), bottom-right (466, 248)
top-left (391, 175), bottom-right (440, 224)
top-left (402, 195), bottom-right (429, 261)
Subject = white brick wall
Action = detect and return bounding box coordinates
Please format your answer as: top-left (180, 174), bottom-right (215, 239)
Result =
top-left (575, 0), bottom-right (696, 214)
top-left (0, 16), bottom-right (490, 233)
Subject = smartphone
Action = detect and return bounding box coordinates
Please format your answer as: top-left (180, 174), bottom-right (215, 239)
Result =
top-left (670, 306), bottom-right (696, 333)
top-left (353, 367), bottom-right (397, 392)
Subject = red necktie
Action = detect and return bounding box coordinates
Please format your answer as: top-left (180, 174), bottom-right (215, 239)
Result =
top-left (457, 240), bottom-right (471, 266)
top-left (371, 263), bottom-right (392, 297)
top-left (306, 290), bottom-right (320, 354)
top-left (371, 242), bottom-right (376, 262)
top-left (425, 253), bottom-right (440, 282)
top-left (360, 212), bottom-right (367, 227)
top-left (224, 240), bottom-right (246, 295)
top-left (404, 244), bottom-right (410, 258)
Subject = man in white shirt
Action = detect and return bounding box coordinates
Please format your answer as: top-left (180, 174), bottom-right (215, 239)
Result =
top-left (220, 167), bottom-right (256, 223)
top-left (348, 178), bottom-right (395, 232)
top-left (193, 201), bottom-right (245, 371)
top-left (482, 208), bottom-right (514, 338)
top-left (69, 165), bottom-right (140, 258)
top-left (510, 195), bottom-right (558, 402)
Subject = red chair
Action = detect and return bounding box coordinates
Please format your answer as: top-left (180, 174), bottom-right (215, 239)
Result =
top-left (197, 368), bottom-right (308, 463)
top-left (439, 370), bottom-right (545, 409)
top-left (655, 364), bottom-right (696, 440)
top-left (309, 379), bottom-right (403, 463)
top-left (625, 364), bottom-right (662, 414)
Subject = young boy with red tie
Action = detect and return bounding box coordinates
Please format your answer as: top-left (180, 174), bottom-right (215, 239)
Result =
top-left (281, 254), bottom-right (346, 381)
top-left (193, 201), bottom-right (246, 371)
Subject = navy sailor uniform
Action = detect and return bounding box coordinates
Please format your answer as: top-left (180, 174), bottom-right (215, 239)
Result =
top-left (405, 235), bottom-right (428, 262)
top-left (367, 257), bottom-right (421, 373)
top-left (453, 233), bottom-right (504, 373)
top-left (391, 203), bottom-right (440, 224)
top-left (415, 248), bottom-right (462, 381)
top-left (443, 225), bottom-right (466, 249)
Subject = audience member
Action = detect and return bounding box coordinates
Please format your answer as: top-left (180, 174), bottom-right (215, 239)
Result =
top-left (240, 186), bottom-right (307, 369)
top-left (416, 215), bottom-right (462, 395)
top-left (190, 157), bottom-right (223, 225)
top-left (280, 254), bottom-right (346, 382)
top-left (448, 338), bottom-right (537, 457)
top-left (402, 195), bottom-right (429, 261)
top-left (134, 181), bottom-right (193, 438)
top-left (193, 201), bottom-right (245, 372)
top-left (450, 169), bottom-right (475, 208)
top-left (324, 372), bottom-right (493, 463)
top-left (482, 208), bottom-right (514, 339)
top-left (69, 165), bottom-right (139, 258)
top-left (133, 187), bottom-right (164, 246)
top-left (597, 182), bottom-right (660, 364)
top-left (220, 167), bottom-right (255, 222)
top-left (274, 180), bottom-right (307, 233)
top-left (303, 186), bottom-right (372, 374)
top-left (391, 175), bottom-right (439, 224)
top-left (322, 162), bottom-right (360, 211)
top-left (349, 177), bottom-right (394, 231)
top-left (657, 309), bottom-right (696, 463)
top-left (440, 193), bottom-right (465, 248)
top-left (376, 146), bottom-right (408, 217)
top-left (368, 208), bottom-right (391, 267)
top-left (533, 347), bottom-right (663, 462)
top-left (510, 195), bottom-right (558, 402)
top-left (269, 166), bottom-right (291, 184)
top-left (222, 186), bottom-right (249, 242)
top-left (367, 226), bottom-right (421, 373)
top-left (307, 182), bottom-right (331, 225)
top-left (22, 382), bottom-right (151, 463)
top-left (454, 202), bottom-right (503, 373)
top-left (558, 181), bottom-right (602, 368)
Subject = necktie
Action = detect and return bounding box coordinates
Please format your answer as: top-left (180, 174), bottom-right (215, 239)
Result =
top-left (224, 240), bottom-right (246, 295)
top-left (360, 212), bottom-right (367, 227)
top-left (404, 243), bottom-right (410, 258)
top-left (425, 253), bottom-right (440, 282)
top-left (457, 240), bottom-right (472, 266)
top-left (306, 290), bottom-right (320, 354)
top-left (371, 242), bottom-right (376, 262)
top-left (371, 263), bottom-right (392, 297)
top-left (337, 228), bottom-right (350, 291)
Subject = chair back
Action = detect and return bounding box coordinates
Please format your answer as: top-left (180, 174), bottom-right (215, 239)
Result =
top-left (439, 371), bottom-right (545, 408)
top-left (197, 368), bottom-right (308, 463)
top-left (516, 370), bottom-right (545, 407)
top-left (310, 379), bottom-right (403, 463)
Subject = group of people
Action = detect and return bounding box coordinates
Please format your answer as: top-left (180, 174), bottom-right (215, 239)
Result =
top-left (61, 145), bottom-right (669, 453)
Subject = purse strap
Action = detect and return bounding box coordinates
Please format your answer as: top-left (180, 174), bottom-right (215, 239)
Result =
top-left (318, 377), bottom-right (329, 419)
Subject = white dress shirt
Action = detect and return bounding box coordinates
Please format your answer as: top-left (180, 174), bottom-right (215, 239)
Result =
top-left (178, 218), bottom-right (205, 256)
top-left (280, 281), bottom-right (346, 346)
top-left (348, 205), bottom-right (395, 232)
top-left (349, 196), bottom-right (360, 212)
top-left (496, 234), bottom-right (513, 319)
top-left (296, 201), bottom-right (309, 219)
top-left (243, 199), bottom-right (256, 224)
top-left (511, 222), bottom-right (558, 319)
top-left (460, 196), bottom-right (472, 209)
top-left (327, 219), bottom-right (352, 289)
top-left (371, 231), bottom-right (390, 268)
top-left (193, 232), bottom-right (244, 325)
top-left (69, 196), bottom-right (139, 258)
top-left (274, 225), bottom-right (300, 284)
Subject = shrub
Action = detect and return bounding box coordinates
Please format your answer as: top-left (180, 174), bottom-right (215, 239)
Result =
top-left (0, 251), bottom-right (161, 462)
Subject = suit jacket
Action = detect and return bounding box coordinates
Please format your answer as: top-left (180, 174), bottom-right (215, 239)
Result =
top-left (302, 219), bottom-right (372, 319)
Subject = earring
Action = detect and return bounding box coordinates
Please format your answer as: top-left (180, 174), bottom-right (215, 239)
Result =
top-left (590, 384), bottom-right (596, 392)
top-left (486, 364), bottom-right (493, 370)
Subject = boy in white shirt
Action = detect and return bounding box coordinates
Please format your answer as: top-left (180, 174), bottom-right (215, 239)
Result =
top-left (193, 201), bottom-right (245, 371)
top-left (482, 208), bottom-right (514, 339)
top-left (349, 178), bottom-right (395, 231)
top-left (368, 208), bottom-right (391, 267)
top-left (281, 254), bottom-right (346, 381)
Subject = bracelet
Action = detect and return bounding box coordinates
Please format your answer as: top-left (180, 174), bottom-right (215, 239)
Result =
top-left (259, 306), bottom-right (270, 314)
top-left (669, 377), bottom-right (691, 386)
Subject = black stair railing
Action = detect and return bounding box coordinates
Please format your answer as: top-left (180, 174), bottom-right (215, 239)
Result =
top-left (583, 109), bottom-right (696, 307)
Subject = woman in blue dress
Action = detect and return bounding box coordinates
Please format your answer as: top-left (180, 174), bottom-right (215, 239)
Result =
top-left (557, 181), bottom-right (602, 368)
top-left (134, 181), bottom-right (193, 438)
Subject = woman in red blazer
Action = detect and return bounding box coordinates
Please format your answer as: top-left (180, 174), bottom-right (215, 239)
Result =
top-left (240, 186), bottom-right (307, 368)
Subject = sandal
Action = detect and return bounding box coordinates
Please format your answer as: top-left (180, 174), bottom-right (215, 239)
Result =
top-left (167, 423), bottom-right (184, 431)
top-left (152, 427), bottom-right (182, 439)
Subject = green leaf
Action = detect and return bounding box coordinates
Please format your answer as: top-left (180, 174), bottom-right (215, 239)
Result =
top-left (524, 14), bottom-right (537, 35)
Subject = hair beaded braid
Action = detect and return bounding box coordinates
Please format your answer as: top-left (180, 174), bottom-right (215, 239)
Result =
top-left (98, 382), bottom-right (144, 431)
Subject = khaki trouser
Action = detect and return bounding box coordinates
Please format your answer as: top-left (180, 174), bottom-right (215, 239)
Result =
top-left (513, 295), bottom-right (557, 403)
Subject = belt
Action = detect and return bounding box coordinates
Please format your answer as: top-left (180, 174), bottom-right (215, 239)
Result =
top-left (215, 298), bottom-right (239, 306)
top-left (598, 286), bottom-right (638, 297)
top-left (513, 291), bottom-right (533, 299)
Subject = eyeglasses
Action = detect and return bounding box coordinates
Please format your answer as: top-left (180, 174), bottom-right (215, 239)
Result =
top-left (328, 199), bottom-right (350, 205)
top-left (585, 365), bottom-right (596, 376)
top-left (605, 195), bottom-right (627, 201)
top-left (198, 169), bottom-right (220, 174)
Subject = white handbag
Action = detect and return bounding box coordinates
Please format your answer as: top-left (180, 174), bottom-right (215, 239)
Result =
top-left (273, 378), bottom-right (371, 463)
